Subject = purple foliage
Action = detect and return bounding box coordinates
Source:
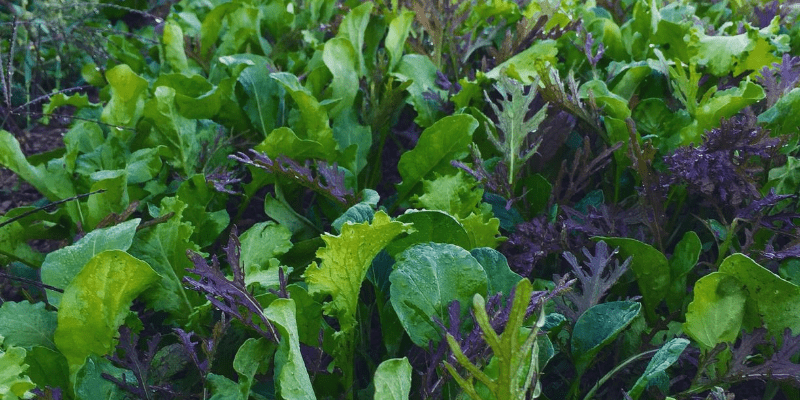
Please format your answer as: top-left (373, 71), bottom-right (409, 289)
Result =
top-left (562, 204), bottom-right (647, 244)
top-left (231, 150), bottom-right (357, 207)
top-left (205, 168), bottom-right (241, 195)
top-left (663, 117), bottom-right (779, 208)
top-left (501, 214), bottom-right (564, 276)
top-left (753, 1), bottom-right (780, 28)
top-left (757, 53), bottom-right (800, 108)
top-left (583, 32), bottom-right (605, 68)
top-left (184, 227), bottom-right (279, 342)
top-left (103, 326), bottom-right (177, 399)
top-left (728, 328), bottom-right (800, 387)
top-left (553, 241), bottom-right (631, 322)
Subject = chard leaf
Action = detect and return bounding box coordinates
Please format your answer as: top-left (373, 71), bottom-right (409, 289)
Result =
top-left (0, 338), bottom-right (35, 399)
top-left (683, 273), bottom-right (747, 349)
top-left (0, 301), bottom-right (57, 351)
top-left (373, 357), bottom-right (412, 400)
top-left (41, 218), bottom-right (140, 307)
top-left (130, 198), bottom-right (202, 317)
top-left (305, 211), bottom-right (411, 332)
top-left (396, 115), bottom-right (478, 200)
top-left (54, 250), bottom-right (160, 376)
top-left (262, 298), bottom-right (316, 400)
top-left (101, 64), bottom-right (148, 128)
top-left (390, 243), bottom-right (488, 347)
top-left (571, 301), bottom-right (641, 374)
top-left (628, 338), bottom-right (689, 399)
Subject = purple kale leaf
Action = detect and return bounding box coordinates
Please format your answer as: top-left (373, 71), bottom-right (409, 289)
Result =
top-left (500, 214), bottom-right (564, 276)
top-left (184, 227), bottom-right (279, 342)
top-left (103, 326), bottom-right (179, 399)
top-left (554, 241), bottom-right (631, 322)
top-left (727, 328), bottom-right (800, 387)
top-left (231, 150), bottom-right (357, 207)
top-left (663, 117), bottom-right (779, 209)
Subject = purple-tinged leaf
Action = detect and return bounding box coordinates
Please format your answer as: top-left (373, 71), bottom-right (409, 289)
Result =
top-left (728, 328), bottom-right (800, 387)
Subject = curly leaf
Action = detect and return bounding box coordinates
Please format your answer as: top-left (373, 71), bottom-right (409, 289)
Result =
top-left (305, 211), bottom-right (411, 332)
top-left (54, 250), bottom-right (160, 376)
top-left (0, 338), bottom-right (35, 400)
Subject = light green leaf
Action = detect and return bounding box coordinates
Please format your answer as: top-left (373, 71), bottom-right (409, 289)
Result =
top-left (373, 357), bottom-right (412, 400)
top-left (594, 237), bottom-right (669, 322)
top-left (385, 210), bottom-right (470, 257)
top-left (233, 338), bottom-right (275, 399)
top-left (154, 73), bottom-right (221, 119)
top-left (240, 222), bottom-right (293, 288)
top-left (0, 301), bottom-right (57, 351)
top-left (262, 298), bottom-right (316, 400)
top-left (0, 213), bottom-right (45, 268)
top-left (396, 114), bottom-right (478, 200)
top-left (207, 373), bottom-right (243, 400)
top-left (460, 204), bottom-right (505, 249)
top-left (305, 211), bottom-right (411, 332)
top-left (41, 218), bottom-right (140, 307)
top-left (143, 85), bottom-right (200, 174)
top-left (0, 338), bottom-right (35, 400)
top-left (393, 54), bottom-right (444, 127)
top-left (24, 346), bottom-right (69, 393)
top-left (718, 253), bottom-right (800, 336)
top-left (54, 250), bottom-right (160, 376)
top-left (758, 88), bottom-right (800, 136)
top-left (0, 130), bottom-right (76, 202)
top-left (101, 64), bottom-right (148, 128)
top-left (258, 127), bottom-right (331, 161)
top-left (163, 20), bottom-right (189, 72)
top-left (682, 273), bottom-right (746, 349)
top-left (390, 243), bottom-right (488, 347)
top-left (336, 2), bottom-right (373, 76)
top-left (323, 37), bottom-right (358, 118)
top-left (411, 171), bottom-right (484, 219)
top-left (628, 338), bottom-right (689, 399)
top-left (386, 11), bottom-right (415, 72)
top-left (571, 301), bottom-right (641, 373)
top-left (85, 169), bottom-right (129, 230)
top-left (486, 40), bottom-right (558, 84)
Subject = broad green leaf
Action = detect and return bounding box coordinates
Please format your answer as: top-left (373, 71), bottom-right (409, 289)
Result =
top-left (323, 37), bottom-right (358, 118)
top-left (393, 54), bottom-right (444, 127)
top-left (54, 250), bottom-right (160, 376)
top-left (682, 273), bottom-right (746, 349)
top-left (485, 40), bottom-right (558, 84)
top-left (101, 64), bottom-right (148, 128)
top-left (336, 2), bottom-right (373, 76)
top-left (41, 218), bottom-right (140, 307)
top-left (130, 198), bottom-right (202, 317)
top-left (0, 130), bottom-right (75, 202)
top-left (332, 109), bottom-right (372, 175)
top-left (390, 243), bottom-right (488, 347)
top-left (628, 338), bottom-right (689, 399)
top-left (386, 11), bottom-right (415, 72)
top-left (680, 80), bottom-right (765, 145)
top-left (73, 355), bottom-right (135, 400)
top-left (666, 231), bottom-right (701, 312)
top-left (571, 301), bottom-right (641, 373)
top-left (0, 338), bottom-right (35, 400)
top-left (163, 20), bottom-right (189, 72)
top-left (24, 346), bottom-right (69, 393)
top-left (0, 301), bottom-right (57, 351)
top-left (373, 357), bottom-right (412, 400)
top-left (718, 253), bottom-right (800, 336)
top-left (593, 237), bottom-right (669, 322)
top-left (259, 127), bottom-right (331, 161)
top-left (470, 247), bottom-right (522, 298)
top-left (579, 80), bottom-right (631, 119)
top-left (239, 62), bottom-right (280, 135)
top-left (385, 210), bottom-right (470, 257)
top-left (0, 213), bottom-right (45, 268)
top-left (143, 86), bottom-right (200, 174)
top-left (208, 374), bottom-right (243, 400)
top-left (332, 203), bottom-right (375, 234)
top-left (305, 211), bottom-right (411, 332)
top-left (85, 169), bottom-right (129, 230)
top-left (233, 338), bottom-right (275, 399)
top-left (758, 88), bottom-right (800, 136)
top-left (270, 72), bottom-right (338, 160)
top-left (176, 174), bottom-right (230, 247)
top-left (262, 298), bottom-right (316, 400)
top-left (153, 73), bottom-right (221, 119)
top-left (396, 115), bottom-right (478, 199)
top-left (40, 92), bottom-right (94, 124)
top-left (767, 156), bottom-right (800, 195)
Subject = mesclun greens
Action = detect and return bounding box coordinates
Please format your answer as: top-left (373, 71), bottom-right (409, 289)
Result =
top-left (1, 0), bottom-right (800, 399)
